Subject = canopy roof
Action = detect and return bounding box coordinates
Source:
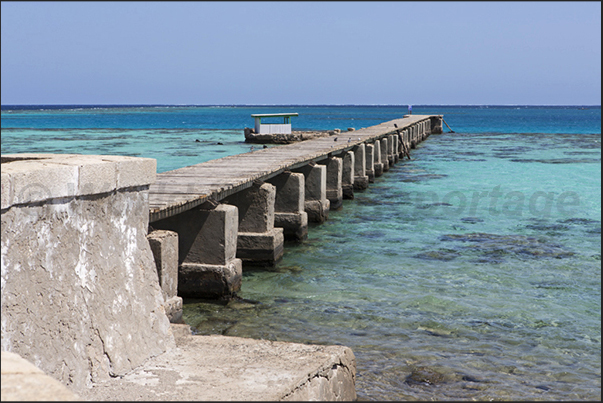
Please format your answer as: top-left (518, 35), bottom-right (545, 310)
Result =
top-left (251, 113), bottom-right (298, 118)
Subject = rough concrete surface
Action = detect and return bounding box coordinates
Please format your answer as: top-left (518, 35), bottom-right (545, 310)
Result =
top-left (1, 153), bottom-right (156, 209)
top-left (1, 351), bottom-right (81, 401)
top-left (1, 187), bottom-right (173, 392)
top-left (77, 333), bottom-right (357, 401)
top-left (147, 230), bottom-right (179, 300)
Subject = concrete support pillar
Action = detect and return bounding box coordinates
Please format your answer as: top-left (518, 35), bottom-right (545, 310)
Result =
top-left (353, 144), bottom-right (369, 191)
top-left (430, 116), bottom-right (443, 134)
top-left (392, 134), bottom-right (400, 163)
top-left (152, 203), bottom-right (242, 299)
top-left (342, 150), bottom-right (355, 199)
top-left (425, 119), bottom-right (432, 135)
top-left (222, 182), bottom-right (285, 266)
top-left (380, 137), bottom-right (390, 172)
top-left (365, 144), bottom-right (375, 183)
top-left (318, 156), bottom-right (343, 210)
top-left (373, 140), bottom-right (384, 177)
top-left (293, 163), bottom-right (330, 223)
top-left (147, 230), bottom-right (182, 322)
top-left (395, 131), bottom-right (404, 159)
top-left (400, 130), bottom-right (407, 154)
top-left (387, 135), bottom-right (396, 166)
top-left (266, 172), bottom-right (308, 242)
top-left (411, 126), bottom-right (417, 149)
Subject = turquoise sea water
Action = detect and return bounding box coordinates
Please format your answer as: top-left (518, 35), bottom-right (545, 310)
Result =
top-left (2, 105), bottom-right (601, 400)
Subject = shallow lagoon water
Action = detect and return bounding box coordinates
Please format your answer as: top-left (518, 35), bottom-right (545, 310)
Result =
top-left (2, 105), bottom-right (600, 400)
top-left (183, 130), bottom-right (601, 401)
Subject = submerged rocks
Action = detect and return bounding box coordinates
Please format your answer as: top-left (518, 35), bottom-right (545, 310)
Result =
top-left (438, 232), bottom-right (575, 261)
top-left (414, 249), bottom-right (461, 261)
top-left (405, 366), bottom-right (445, 386)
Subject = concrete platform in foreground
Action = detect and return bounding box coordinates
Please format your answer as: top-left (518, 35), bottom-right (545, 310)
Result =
top-left (1, 351), bottom-right (81, 401)
top-left (76, 326), bottom-right (357, 401)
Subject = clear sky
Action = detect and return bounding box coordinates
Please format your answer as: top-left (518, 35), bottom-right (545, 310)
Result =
top-left (1, 1), bottom-right (601, 105)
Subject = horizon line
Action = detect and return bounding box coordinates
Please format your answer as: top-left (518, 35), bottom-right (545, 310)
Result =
top-left (2, 103), bottom-right (601, 107)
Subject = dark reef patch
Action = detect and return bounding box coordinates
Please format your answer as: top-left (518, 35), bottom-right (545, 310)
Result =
top-left (461, 217), bottom-right (484, 224)
top-left (414, 249), bottom-right (461, 261)
top-left (439, 233), bottom-right (575, 260)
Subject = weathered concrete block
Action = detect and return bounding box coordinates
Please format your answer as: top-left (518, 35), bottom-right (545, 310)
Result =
top-left (236, 227), bottom-right (285, 266)
top-left (1, 175), bottom-right (174, 392)
top-left (179, 259), bottom-right (242, 299)
top-left (353, 144), bottom-right (368, 191)
top-left (274, 211), bottom-right (308, 242)
top-left (380, 138), bottom-right (390, 172)
top-left (1, 154), bottom-right (156, 210)
top-left (147, 230), bottom-right (179, 300)
top-left (294, 164), bottom-right (326, 202)
top-left (223, 182), bottom-right (275, 233)
top-left (319, 157), bottom-right (343, 210)
top-left (430, 115), bottom-right (443, 134)
top-left (267, 172), bottom-right (308, 242)
top-left (1, 171), bottom-right (13, 210)
top-left (36, 154), bottom-right (119, 195)
top-left (387, 135), bottom-right (396, 166)
top-left (365, 144), bottom-right (375, 183)
top-left (402, 129), bottom-right (410, 153)
top-left (411, 125), bottom-right (417, 148)
top-left (293, 164), bottom-right (330, 223)
top-left (304, 199), bottom-right (331, 223)
top-left (392, 134), bottom-right (400, 162)
top-left (267, 172), bottom-right (305, 214)
top-left (373, 140), bottom-right (384, 177)
top-left (153, 203), bottom-right (239, 267)
top-left (95, 155), bottom-right (156, 189)
top-left (223, 182), bottom-right (285, 265)
top-left (150, 204), bottom-right (245, 298)
top-left (3, 159), bottom-right (79, 205)
top-left (342, 151), bottom-right (355, 199)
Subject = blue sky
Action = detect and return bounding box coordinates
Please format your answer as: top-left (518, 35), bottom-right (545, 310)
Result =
top-left (1, 1), bottom-right (601, 105)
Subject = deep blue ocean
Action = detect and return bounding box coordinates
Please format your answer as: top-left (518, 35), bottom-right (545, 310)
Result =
top-left (2, 105), bottom-right (601, 400)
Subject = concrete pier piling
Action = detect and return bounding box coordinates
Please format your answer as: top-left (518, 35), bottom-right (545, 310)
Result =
top-left (392, 134), bottom-right (399, 163)
top-left (380, 137), bottom-right (390, 172)
top-left (352, 144), bottom-right (369, 190)
top-left (365, 143), bottom-right (375, 183)
top-left (267, 171), bottom-right (309, 242)
top-left (373, 139), bottom-right (384, 177)
top-left (222, 181), bottom-right (285, 266)
top-left (342, 150), bottom-right (355, 199)
top-left (147, 229), bottom-right (183, 322)
top-left (387, 134), bottom-right (396, 166)
top-left (319, 156), bottom-right (344, 210)
top-left (293, 163), bottom-right (330, 223)
top-left (431, 115), bottom-right (443, 134)
top-left (152, 202), bottom-right (243, 298)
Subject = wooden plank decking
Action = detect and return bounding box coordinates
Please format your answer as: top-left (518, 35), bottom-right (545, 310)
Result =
top-left (148, 115), bottom-right (437, 222)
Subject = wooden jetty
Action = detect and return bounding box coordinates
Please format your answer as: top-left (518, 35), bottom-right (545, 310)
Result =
top-left (149, 114), bottom-right (442, 222)
top-left (147, 114), bottom-right (444, 298)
